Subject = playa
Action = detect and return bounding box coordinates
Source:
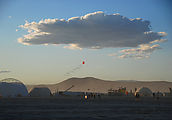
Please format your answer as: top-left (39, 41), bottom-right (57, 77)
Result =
top-left (0, 96), bottom-right (172, 120)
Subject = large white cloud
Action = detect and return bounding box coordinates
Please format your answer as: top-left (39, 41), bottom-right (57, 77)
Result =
top-left (18, 11), bottom-right (167, 59)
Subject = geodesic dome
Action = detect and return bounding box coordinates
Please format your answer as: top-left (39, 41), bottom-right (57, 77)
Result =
top-left (0, 78), bottom-right (28, 97)
top-left (135, 87), bottom-right (153, 96)
top-left (29, 87), bottom-right (52, 97)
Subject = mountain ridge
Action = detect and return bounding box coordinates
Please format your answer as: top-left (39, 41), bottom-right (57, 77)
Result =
top-left (26, 77), bottom-right (172, 93)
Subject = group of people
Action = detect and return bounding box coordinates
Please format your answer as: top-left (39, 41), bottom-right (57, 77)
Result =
top-left (83, 93), bottom-right (101, 100)
top-left (135, 92), bottom-right (160, 100)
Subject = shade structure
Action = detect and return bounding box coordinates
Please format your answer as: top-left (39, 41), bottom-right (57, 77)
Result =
top-left (135, 87), bottom-right (153, 96)
top-left (29, 87), bottom-right (52, 97)
top-left (0, 78), bottom-right (28, 97)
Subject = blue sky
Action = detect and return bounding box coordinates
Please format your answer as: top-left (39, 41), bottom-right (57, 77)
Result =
top-left (0, 0), bottom-right (172, 84)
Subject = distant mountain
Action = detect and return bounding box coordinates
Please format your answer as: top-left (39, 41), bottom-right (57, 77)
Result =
top-left (26, 77), bottom-right (172, 93)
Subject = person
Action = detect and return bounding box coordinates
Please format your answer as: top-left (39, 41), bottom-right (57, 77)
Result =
top-left (93, 94), bottom-right (96, 99)
top-left (153, 93), bottom-right (155, 99)
top-left (135, 93), bottom-right (140, 101)
top-left (156, 92), bottom-right (160, 100)
top-left (98, 94), bottom-right (101, 99)
top-left (126, 91), bottom-right (128, 96)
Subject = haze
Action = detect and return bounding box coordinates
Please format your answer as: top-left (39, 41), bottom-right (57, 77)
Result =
top-left (0, 0), bottom-right (172, 84)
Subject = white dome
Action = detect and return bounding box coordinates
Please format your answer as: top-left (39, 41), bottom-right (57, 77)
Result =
top-left (0, 78), bottom-right (28, 97)
top-left (135, 87), bottom-right (152, 96)
top-left (29, 87), bottom-right (52, 97)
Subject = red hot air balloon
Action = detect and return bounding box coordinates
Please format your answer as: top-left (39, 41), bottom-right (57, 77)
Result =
top-left (82, 61), bottom-right (85, 64)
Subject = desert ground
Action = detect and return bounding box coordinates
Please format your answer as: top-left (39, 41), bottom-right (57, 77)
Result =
top-left (0, 96), bottom-right (172, 120)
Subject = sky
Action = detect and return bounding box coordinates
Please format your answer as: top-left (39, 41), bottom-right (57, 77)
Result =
top-left (0, 0), bottom-right (172, 84)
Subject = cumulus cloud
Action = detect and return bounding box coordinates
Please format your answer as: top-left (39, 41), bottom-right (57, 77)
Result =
top-left (18, 11), bottom-right (167, 59)
top-left (109, 38), bottom-right (167, 59)
top-left (0, 70), bottom-right (10, 74)
top-left (64, 44), bottom-right (82, 50)
top-left (118, 44), bottom-right (161, 59)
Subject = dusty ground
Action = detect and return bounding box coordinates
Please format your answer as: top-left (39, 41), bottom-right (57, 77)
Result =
top-left (0, 96), bottom-right (172, 120)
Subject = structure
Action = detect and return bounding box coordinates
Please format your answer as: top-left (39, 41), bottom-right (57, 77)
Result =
top-left (135, 87), bottom-right (152, 96)
top-left (57, 85), bottom-right (74, 95)
top-left (29, 87), bottom-right (52, 97)
top-left (108, 87), bottom-right (128, 96)
top-left (0, 78), bottom-right (28, 97)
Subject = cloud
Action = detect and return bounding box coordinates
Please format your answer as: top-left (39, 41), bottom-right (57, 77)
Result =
top-left (109, 38), bottom-right (167, 59)
top-left (118, 44), bottom-right (161, 59)
top-left (18, 11), bottom-right (167, 59)
top-left (108, 53), bottom-right (117, 57)
top-left (64, 44), bottom-right (82, 50)
top-left (8, 16), bottom-right (12, 19)
top-left (0, 70), bottom-right (10, 74)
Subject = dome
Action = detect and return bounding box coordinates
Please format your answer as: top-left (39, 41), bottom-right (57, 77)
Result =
top-left (1, 78), bottom-right (22, 83)
top-left (29, 87), bottom-right (52, 97)
top-left (135, 87), bottom-right (152, 96)
top-left (0, 78), bottom-right (28, 97)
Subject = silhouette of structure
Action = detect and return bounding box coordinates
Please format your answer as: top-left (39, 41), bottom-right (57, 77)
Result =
top-left (29, 87), bottom-right (52, 97)
top-left (108, 87), bottom-right (128, 96)
top-left (135, 87), bottom-right (152, 96)
top-left (58, 85), bottom-right (74, 95)
top-left (0, 78), bottom-right (28, 97)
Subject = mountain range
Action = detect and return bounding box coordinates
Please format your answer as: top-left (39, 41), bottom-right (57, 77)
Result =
top-left (26, 77), bottom-right (172, 93)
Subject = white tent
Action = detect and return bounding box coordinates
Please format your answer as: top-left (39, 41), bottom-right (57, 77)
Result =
top-left (29, 87), bottom-right (52, 97)
top-left (0, 78), bottom-right (28, 97)
top-left (135, 87), bottom-right (153, 96)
